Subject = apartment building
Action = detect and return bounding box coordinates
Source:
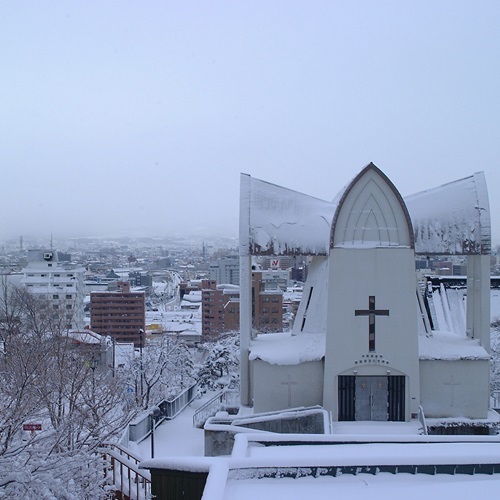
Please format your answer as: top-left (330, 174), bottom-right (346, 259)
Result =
top-left (21, 249), bottom-right (86, 330)
top-left (90, 281), bottom-right (145, 346)
top-left (201, 272), bottom-right (283, 336)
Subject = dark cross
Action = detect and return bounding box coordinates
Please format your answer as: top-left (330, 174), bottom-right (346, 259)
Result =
top-left (355, 296), bottom-right (389, 352)
top-left (281, 375), bottom-right (298, 407)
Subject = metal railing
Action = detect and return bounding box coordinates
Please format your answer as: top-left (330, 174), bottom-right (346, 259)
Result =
top-left (102, 443), bottom-right (151, 500)
top-left (192, 389), bottom-right (240, 428)
top-left (492, 390), bottom-right (500, 409)
top-left (128, 382), bottom-right (198, 443)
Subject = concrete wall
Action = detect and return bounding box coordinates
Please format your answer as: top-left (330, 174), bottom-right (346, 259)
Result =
top-left (251, 359), bottom-right (324, 413)
top-left (420, 359), bottom-right (490, 419)
top-left (204, 408), bottom-right (327, 457)
top-left (324, 247), bottom-right (421, 421)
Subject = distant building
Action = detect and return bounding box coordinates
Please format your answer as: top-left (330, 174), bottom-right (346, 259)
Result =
top-left (90, 281), bottom-right (146, 346)
top-left (201, 273), bottom-right (283, 336)
top-left (129, 270), bottom-right (153, 289)
top-left (209, 255), bottom-right (240, 285)
top-left (21, 249), bottom-right (85, 330)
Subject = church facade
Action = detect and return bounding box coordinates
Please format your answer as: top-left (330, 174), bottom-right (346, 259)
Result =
top-left (239, 164), bottom-right (492, 429)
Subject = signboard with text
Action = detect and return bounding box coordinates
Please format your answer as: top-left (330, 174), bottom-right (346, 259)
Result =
top-left (23, 423), bottom-right (42, 431)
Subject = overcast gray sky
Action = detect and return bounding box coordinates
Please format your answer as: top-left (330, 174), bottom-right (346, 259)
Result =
top-left (1, 1), bottom-right (499, 245)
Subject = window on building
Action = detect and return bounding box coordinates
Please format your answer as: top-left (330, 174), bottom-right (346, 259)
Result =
top-left (66, 294), bottom-right (72, 299)
top-left (66, 304), bottom-right (72, 309)
top-left (262, 297), bottom-right (270, 302)
top-left (262, 307), bottom-right (269, 313)
top-left (53, 294), bottom-right (59, 299)
top-left (272, 297), bottom-right (279, 303)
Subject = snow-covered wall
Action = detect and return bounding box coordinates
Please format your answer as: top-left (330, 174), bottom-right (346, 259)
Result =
top-left (242, 170), bottom-right (490, 257)
top-left (405, 172), bottom-right (490, 255)
top-left (241, 174), bottom-right (335, 255)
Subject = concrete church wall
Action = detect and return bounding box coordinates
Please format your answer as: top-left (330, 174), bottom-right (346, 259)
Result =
top-left (292, 256), bottom-right (328, 336)
top-left (251, 359), bottom-right (324, 413)
top-left (324, 247), bottom-right (421, 420)
top-left (420, 359), bottom-right (490, 419)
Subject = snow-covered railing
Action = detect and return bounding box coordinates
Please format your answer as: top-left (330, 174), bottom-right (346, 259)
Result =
top-left (193, 389), bottom-right (240, 428)
top-left (418, 405), bottom-right (428, 435)
top-left (102, 443), bottom-right (151, 500)
top-left (160, 382), bottom-right (199, 420)
top-left (492, 391), bottom-right (500, 410)
top-left (129, 382), bottom-right (199, 442)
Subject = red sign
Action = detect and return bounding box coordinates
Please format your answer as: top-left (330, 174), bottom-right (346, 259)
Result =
top-left (271, 259), bottom-right (279, 269)
top-left (23, 424), bottom-right (42, 431)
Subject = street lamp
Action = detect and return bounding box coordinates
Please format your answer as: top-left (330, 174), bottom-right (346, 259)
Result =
top-left (149, 406), bottom-right (161, 458)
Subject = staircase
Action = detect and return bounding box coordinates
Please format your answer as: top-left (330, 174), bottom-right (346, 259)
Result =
top-left (192, 389), bottom-right (240, 428)
top-left (102, 444), bottom-right (151, 500)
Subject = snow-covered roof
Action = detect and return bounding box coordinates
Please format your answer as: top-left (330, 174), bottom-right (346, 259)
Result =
top-left (418, 331), bottom-right (489, 360)
top-left (241, 167), bottom-right (490, 256)
top-left (249, 332), bottom-right (325, 365)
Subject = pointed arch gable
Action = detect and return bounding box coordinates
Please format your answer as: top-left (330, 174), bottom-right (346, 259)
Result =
top-left (330, 163), bottom-right (414, 249)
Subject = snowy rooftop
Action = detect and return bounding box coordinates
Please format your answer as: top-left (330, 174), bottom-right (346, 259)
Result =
top-left (249, 332), bottom-right (325, 365)
top-left (418, 330), bottom-right (489, 361)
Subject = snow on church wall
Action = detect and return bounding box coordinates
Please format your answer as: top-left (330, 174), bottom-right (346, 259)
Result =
top-left (241, 174), bottom-right (335, 256)
top-left (405, 172), bottom-right (491, 255)
top-left (241, 169), bottom-right (491, 257)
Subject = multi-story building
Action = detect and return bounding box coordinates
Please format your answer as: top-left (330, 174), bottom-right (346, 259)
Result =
top-left (209, 255), bottom-right (240, 285)
top-left (202, 280), bottom-right (223, 335)
top-left (90, 281), bottom-right (145, 346)
top-left (201, 273), bottom-right (283, 336)
top-left (21, 249), bottom-right (85, 330)
top-left (252, 271), bottom-right (283, 332)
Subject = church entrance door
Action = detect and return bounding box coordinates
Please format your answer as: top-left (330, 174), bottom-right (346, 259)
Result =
top-left (355, 376), bottom-right (387, 421)
top-left (338, 375), bottom-right (405, 422)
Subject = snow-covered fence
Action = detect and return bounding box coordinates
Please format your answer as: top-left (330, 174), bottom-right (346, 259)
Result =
top-left (128, 382), bottom-right (199, 443)
top-left (192, 389), bottom-right (240, 428)
top-left (160, 382), bottom-right (199, 419)
top-left (102, 443), bottom-right (151, 500)
top-left (492, 391), bottom-right (500, 410)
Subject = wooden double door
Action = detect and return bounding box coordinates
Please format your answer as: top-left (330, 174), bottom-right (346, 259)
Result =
top-left (338, 375), bottom-right (405, 421)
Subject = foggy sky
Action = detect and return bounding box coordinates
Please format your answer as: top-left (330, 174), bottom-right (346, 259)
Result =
top-left (1, 1), bottom-right (499, 245)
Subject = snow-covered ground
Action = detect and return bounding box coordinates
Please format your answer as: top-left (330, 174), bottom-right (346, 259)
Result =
top-left (131, 391), bottom-right (212, 459)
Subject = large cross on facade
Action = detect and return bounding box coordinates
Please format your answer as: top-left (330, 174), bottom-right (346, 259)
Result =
top-left (355, 296), bottom-right (389, 352)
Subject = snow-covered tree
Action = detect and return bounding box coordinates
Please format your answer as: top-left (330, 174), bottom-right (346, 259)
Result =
top-left (197, 332), bottom-right (240, 392)
top-left (0, 280), bottom-right (137, 498)
top-left (122, 335), bottom-right (197, 410)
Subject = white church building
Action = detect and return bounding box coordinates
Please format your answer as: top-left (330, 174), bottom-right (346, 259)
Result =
top-left (239, 163), bottom-right (493, 432)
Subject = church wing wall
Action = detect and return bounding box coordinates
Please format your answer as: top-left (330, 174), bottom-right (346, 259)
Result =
top-left (240, 174), bottom-right (334, 256)
top-left (405, 171), bottom-right (491, 255)
top-left (291, 256), bottom-right (329, 336)
top-left (251, 359), bottom-right (324, 414)
top-left (420, 359), bottom-right (490, 419)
